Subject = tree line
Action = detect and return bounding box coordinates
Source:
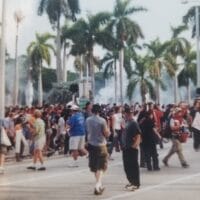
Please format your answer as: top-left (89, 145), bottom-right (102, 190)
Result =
top-left (9, 0), bottom-right (200, 106)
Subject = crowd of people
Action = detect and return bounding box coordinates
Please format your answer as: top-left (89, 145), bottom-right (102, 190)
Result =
top-left (0, 99), bottom-right (200, 195)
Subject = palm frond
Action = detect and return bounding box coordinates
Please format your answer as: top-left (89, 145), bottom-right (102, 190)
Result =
top-left (103, 60), bottom-right (114, 79)
top-left (67, 0), bottom-right (80, 21)
top-left (90, 12), bottom-right (111, 31)
top-left (38, 0), bottom-right (47, 15)
top-left (171, 25), bottom-right (188, 38)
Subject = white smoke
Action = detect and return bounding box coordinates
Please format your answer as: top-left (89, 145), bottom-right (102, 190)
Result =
top-left (25, 78), bottom-right (34, 107)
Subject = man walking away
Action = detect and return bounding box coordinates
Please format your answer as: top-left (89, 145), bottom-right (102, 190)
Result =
top-left (86, 104), bottom-right (110, 195)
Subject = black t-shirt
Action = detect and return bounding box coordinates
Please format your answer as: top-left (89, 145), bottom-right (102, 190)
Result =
top-left (123, 119), bottom-right (141, 149)
top-left (141, 118), bottom-right (156, 145)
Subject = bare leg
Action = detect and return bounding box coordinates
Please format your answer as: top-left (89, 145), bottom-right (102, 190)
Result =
top-left (38, 150), bottom-right (44, 164)
top-left (0, 153), bottom-right (5, 173)
top-left (71, 150), bottom-right (79, 160)
top-left (95, 170), bottom-right (104, 191)
top-left (0, 153), bottom-right (5, 167)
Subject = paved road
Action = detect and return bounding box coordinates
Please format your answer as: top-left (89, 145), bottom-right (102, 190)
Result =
top-left (0, 139), bottom-right (199, 200)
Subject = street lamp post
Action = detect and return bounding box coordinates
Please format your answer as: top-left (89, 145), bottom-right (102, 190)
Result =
top-left (182, 0), bottom-right (200, 87)
top-left (195, 5), bottom-right (200, 87)
top-left (0, 0), bottom-right (6, 118)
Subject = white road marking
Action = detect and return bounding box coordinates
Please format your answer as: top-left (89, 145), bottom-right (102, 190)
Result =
top-left (101, 172), bottom-right (200, 200)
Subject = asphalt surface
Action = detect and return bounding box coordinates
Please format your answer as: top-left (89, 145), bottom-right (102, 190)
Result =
top-left (0, 139), bottom-right (200, 200)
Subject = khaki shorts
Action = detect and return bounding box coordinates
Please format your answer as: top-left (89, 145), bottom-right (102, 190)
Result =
top-left (88, 144), bottom-right (108, 172)
top-left (69, 136), bottom-right (85, 150)
top-left (34, 136), bottom-right (46, 150)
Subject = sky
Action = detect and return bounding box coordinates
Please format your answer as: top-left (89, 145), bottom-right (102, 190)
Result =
top-left (1, 0), bottom-right (196, 58)
top-left (0, 0), bottom-right (198, 104)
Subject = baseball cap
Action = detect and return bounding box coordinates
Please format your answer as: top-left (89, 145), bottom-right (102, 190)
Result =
top-left (71, 104), bottom-right (79, 111)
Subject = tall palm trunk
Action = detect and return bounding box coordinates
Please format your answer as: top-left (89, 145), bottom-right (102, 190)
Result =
top-left (25, 67), bottom-right (33, 107)
top-left (119, 48), bottom-right (124, 105)
top-left (62, 43), bottom-right (67, 82)
top-left (174, 76), bottom-right (178, 104)
top-left (155, 66), bottom-right (161, 104)
top-left (155, 81), bottom-right (160, 105)
top-left (88, 50), bottom-right (95, 102)
top-left (79, 55), bottom-right (85, 98)
top-left (114, 59), bottom-right (117, 103)
top-left (56, 20), bottom-right (62, 83)
top-left (13, 22), bottom-right (19, 106)
top-left (0, 0), bottom-right (6, 118)
top-left (86, 58), bottom-right (89, 99)
top-left (38, 64), bottom-right (43, 106)
top-left (141, 80), bottom-right (146, 104)
top-left (186, 78), bottom-right (191, 104)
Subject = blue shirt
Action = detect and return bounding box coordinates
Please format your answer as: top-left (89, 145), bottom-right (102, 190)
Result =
top-left (67, 112), bottom-right (85, 136)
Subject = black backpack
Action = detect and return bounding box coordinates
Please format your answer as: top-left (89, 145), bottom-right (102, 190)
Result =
top-left (163, 116), bottom-right (172, 139)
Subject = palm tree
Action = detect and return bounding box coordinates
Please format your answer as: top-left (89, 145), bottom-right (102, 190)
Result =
top-left (27, 32), bottom-right (55, 106)
top-left (143, 38), bottom-right (168, 104)
top-left (127, 54), bottom-right (155, 104)
top-left (165, 25), bottom-right (190, 103)
top-left (62, 40), bottom-right (71, 82)
top-left (107, 0), bottom-right (146, 104)
top-left (13, 10), bottom-right (24, 106)
top-left (183, 6), bottom-right (200, 88)
top-left (178, 45), bottom-right (196, 103)
top-left (38, 0), bottom-right (80, 83)
top-left (65, 12), bottom-right (113, 101)
top-left (183, 6), bottom-right (200, 38)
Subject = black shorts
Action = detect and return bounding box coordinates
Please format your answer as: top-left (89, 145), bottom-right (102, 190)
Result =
top-left (88, 144), bottom-right (108, 172)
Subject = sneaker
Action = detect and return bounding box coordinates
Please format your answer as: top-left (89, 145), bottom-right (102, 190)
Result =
top-left (182, 163), bottom-right (189, 168)
top-left (37, 167), bottom-right (46, 171)
top-left (94, 187), bottom-right (105, 195)
top-left (162, 159), bottom-right (168, 167)
top-left (125, 183), bottom-right (132, 189)
top-left (153, 167), bottom-right (161, 171)
top-left (68, 160), bottom-right (79, 168)
top-left (27, 166), bottom-right (36, 170)
top-left (68, 163), bottom-right (79, 168)
top-left (125, 183), bottom-right (139, 191)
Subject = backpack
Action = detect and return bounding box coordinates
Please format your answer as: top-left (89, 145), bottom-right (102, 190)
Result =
top-left (163, 116), bottom-right (172, 139)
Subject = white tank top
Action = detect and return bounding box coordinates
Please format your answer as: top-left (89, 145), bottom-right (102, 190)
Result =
top-left (113, 113), bottom-right (123, 130)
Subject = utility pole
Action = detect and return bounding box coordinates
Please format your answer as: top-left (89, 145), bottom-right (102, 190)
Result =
top-left (13, 10), bottom-right (24, 106)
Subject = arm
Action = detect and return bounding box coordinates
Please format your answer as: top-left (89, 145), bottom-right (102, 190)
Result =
top-left (132, 134), bottom-right (141, 149)
top-left (153, 127), bottom-right (161, 139)
top-left (102, 120), bottom-right (110, 138)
